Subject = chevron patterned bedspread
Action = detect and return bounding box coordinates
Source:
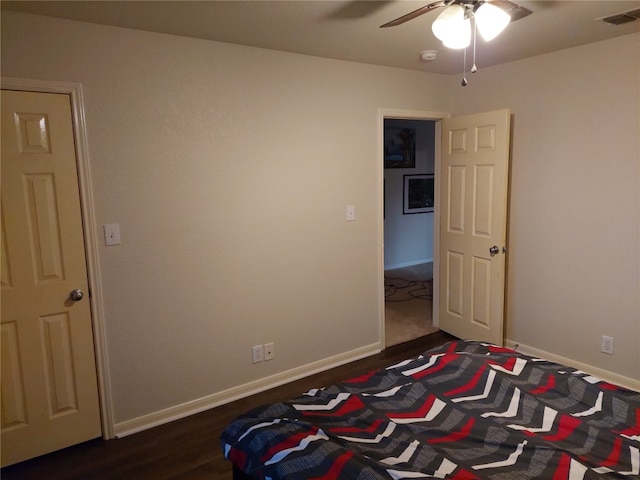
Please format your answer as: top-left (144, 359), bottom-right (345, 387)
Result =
top-left (221, 340), bottom-right (640, 479)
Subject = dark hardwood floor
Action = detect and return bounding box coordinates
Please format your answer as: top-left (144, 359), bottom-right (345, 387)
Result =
top-left (2, 331), bottom-right (456, 480)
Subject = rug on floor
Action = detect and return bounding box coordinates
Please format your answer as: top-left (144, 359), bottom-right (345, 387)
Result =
top-left (385, 274), bottom-right (437, 347)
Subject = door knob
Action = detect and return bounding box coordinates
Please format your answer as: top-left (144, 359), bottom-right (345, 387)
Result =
top-left (69, 289), bottom-right (84, 301)
top-left (489, 246), bottom-right (500, 257)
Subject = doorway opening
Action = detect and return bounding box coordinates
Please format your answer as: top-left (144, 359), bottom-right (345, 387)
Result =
top-left (378, 109), bottom-right (448, 349)
top-left (379, 108), bottom-right (512, 349)
top-left (383, 118), bottom-right (437, 347)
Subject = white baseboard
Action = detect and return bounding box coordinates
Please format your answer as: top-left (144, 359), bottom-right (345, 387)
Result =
top-left (385, 258), bottom-right (433, 271)
top-left (505, 339), bottom-right (640, 392)
top-left (114, 342), bottom-right (381, 437)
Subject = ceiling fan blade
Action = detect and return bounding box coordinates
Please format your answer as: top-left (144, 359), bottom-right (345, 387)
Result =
top-left (488, 0), bottom-right (533, 21)
top-left (380, 1), bottom-right (448, 28)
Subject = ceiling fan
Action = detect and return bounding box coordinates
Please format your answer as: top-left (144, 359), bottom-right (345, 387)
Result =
top-left (380, 0), bottom-right (532, 29)
top-left (381, 0), bottom-right (533, 85)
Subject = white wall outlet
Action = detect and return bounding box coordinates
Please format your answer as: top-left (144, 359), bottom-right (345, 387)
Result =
top-left (601, 335), bottom-right (614, 355)
top-left (252, 345), bottom-right (264, 363)
top-left (346, 205), bottom-right (355, 222)
top-left (264, 342), bottom-right (275, 361)
top-left (104, 223), bottom-right (121, 246)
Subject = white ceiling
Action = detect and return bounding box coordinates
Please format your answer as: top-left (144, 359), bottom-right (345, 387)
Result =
top-left (2, 1), bottom-right (639, 75)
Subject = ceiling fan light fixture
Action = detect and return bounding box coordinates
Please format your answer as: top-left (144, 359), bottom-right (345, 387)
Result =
top-left (442, 20), bottom-right (471, 49)
top-left (431, 4), bottom-right (464, 41)
top-left (474, 2), bottom-right (511, 41)
top-left (432, 5), bottom-right (471, 49)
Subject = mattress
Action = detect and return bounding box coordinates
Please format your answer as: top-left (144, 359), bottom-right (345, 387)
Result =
top-left (221, 340), bottom-right (640, 479)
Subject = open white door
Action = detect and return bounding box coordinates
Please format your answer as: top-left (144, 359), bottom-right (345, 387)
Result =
top-left (438, 109), bottom-right (511, 345)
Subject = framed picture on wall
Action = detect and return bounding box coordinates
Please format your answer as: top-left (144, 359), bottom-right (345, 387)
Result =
top-left (403, 174), bottom-right (434, 214)
top-left (384, 127), bottom-right (416, 168)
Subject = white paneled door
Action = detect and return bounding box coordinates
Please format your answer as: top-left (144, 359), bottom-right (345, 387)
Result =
top-left (438, 109), bottom-right (511, 345)
top-left (1, 90), bottom-right (101, 466)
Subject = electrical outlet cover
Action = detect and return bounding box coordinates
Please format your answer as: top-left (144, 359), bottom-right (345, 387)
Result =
top-left (601, 335), bottom-right (614, 355)
top-left (252, 345), bottom-right (264, 363)
top-left (264, 342), bottom-right (275, 361)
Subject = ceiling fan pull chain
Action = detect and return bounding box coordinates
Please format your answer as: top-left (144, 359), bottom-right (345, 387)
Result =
top-left (471, 20), bottom-right (478, 73)
top-left (461, 46), bottom-right (468, 86)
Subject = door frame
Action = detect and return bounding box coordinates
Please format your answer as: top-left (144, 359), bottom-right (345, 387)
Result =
top-left (377, 108), bottom-right (450, 349)
top-left (2, 77), bottom-right (114, 439)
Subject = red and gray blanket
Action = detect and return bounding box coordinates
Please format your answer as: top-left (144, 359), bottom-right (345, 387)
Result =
top-left (222, 340), bottom-right (640, 479)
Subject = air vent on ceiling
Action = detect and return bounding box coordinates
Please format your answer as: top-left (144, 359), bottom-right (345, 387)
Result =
top-left (602, 8), bottom-right (640, 25)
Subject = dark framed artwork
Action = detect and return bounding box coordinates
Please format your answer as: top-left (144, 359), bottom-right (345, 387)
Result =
top-left (384, 127), bottom-right (416, 168)
top-left (403, 174), bottom-right (434, 214)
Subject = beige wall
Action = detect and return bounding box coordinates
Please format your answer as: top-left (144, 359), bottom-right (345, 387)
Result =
top-left (1, 12), bottom-right (452, 430)
top-left (2, 11), bottom-right (638, 434)
top-left (449, 33), bottom-right (640, 383)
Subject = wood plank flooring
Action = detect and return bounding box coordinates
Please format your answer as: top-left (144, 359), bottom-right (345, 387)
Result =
top-left (1, 331), bottom-right (455, 480)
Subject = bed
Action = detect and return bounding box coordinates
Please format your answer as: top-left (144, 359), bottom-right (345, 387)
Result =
top-left (221, 340), bottom-right (640, 479)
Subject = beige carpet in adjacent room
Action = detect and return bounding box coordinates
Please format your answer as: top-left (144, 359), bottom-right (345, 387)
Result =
top-left (385, 263), bottom-right (438, 347)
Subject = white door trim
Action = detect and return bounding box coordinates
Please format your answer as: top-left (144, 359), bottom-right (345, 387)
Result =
top-left (377, 108), bottom-right (450, 350)
top-left (1, 76), bottom-right (114, 439)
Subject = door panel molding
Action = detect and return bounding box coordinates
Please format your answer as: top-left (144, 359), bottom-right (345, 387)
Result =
top-left (438, 109), bottom-right (511, 345)
top-left (1, 77), bottom-right (114, 439)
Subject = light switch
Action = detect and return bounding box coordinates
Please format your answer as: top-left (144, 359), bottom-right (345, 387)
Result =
top-left (346, 205), bottom-right (355, 222)
top-left (104, 223), bottom-right (121, 246)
